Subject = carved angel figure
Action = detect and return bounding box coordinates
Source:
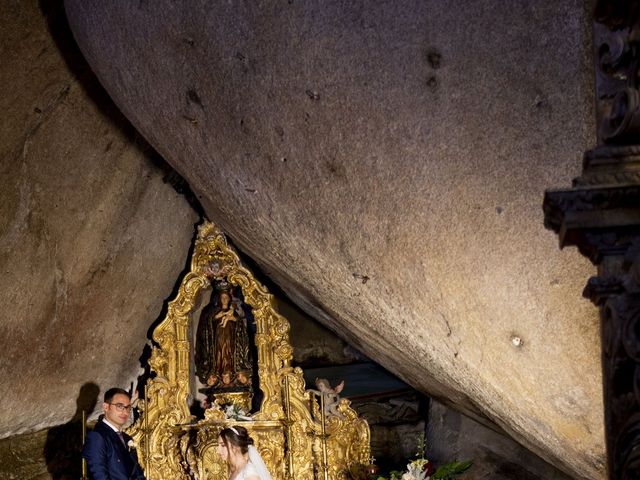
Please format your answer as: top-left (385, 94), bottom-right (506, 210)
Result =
top-left (312, 378), bottom-right (345, 418)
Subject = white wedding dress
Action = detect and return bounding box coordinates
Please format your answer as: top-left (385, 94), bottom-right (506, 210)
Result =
top-left (235, 446), bottom-right (272, 480)
top-left (236, 463), bottom-right (259, 479)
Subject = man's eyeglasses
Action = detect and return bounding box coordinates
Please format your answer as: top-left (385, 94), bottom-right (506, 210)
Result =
top-left (109, 403), bottom-right (133, 413)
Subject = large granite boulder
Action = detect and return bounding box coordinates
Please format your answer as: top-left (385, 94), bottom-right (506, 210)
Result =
top-left (0, 0), bottom-right (199, 439)
top-left (61, 1), bottom-right (603, 478)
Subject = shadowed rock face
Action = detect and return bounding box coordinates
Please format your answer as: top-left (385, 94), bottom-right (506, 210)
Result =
top-left (62, 1), bottom-right (603, 478)
top-left (0, 1), bottom-right (199, 439)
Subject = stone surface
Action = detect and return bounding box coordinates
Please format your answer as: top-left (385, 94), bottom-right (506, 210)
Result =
top-left (427, 399), bottom-right (572, 480)
top-left (46, 0), bottom-right (603, 478)
top-left (0, 429), bottom-right (50, 480)
top-left (279, 296), bottom-right (366, 367)
top-left (0, 1), bottom-right (199, 438)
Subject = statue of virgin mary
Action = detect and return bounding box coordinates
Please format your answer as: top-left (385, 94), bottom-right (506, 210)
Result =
top-left (195, 283), bottom-right (253, 390)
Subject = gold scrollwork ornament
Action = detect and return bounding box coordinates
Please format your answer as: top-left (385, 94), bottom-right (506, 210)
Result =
top-left (128, 221), bottom-right (370, 479)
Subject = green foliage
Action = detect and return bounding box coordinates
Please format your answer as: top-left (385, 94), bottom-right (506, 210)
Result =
top-left (415, 433), bottom-right (426, 458)
top-left (374, 470), bottom-right (403, 480)
top-left (431, 460), bottom-right (473, 480)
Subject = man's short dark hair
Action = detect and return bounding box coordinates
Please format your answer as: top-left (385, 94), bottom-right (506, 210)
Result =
top-left (104, 387), bottom-right (131, 403)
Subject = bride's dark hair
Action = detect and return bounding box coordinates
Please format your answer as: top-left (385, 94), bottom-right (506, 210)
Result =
top-left (219, 426), bottom-right (254, 454)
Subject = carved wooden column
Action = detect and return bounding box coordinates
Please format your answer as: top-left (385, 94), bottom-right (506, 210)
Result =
top-left (543, 2), bottom-right (640, 478)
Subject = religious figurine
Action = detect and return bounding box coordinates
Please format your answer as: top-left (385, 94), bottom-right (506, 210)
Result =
top-left (195, 282), bottom-right (253, 390)
top-left (311, 378), bottom-right (345, 418)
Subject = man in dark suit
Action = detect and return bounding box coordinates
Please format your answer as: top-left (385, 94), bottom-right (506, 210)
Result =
top-left (82, 388), bottom-right (146, 480)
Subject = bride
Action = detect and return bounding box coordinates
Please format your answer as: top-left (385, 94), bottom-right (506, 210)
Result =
top-left (217, 426), bottom-right (272, 480)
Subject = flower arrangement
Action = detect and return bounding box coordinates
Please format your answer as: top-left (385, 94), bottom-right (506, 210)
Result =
top-left (223, 403), bottom-right (252, 421)
top-left (373, 434), bottom-right (471, 480)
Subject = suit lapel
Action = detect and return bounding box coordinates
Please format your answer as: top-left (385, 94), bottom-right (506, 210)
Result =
top-left (104, 424), bottom-right (135, 474)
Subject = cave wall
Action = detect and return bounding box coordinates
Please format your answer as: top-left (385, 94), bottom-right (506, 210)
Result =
top-left (0, 0), bottom-right (199, 439)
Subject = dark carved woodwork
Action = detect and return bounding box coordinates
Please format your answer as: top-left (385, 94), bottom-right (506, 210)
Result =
top-left (582, 246), bottom-right (640, 479)
top-left (543, 2), bottom-right (640, 478)
top-left (594, 1), bottom-right (640, 144)
top-left (543, 147), bottom-right (640, 264)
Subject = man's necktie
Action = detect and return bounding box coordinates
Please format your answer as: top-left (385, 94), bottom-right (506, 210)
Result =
top-left (117, 432), bottom-right (127, 447)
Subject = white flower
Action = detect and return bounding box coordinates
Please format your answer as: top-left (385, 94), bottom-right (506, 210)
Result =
top-left (399, 461), bottom-right (429, 480)
top-left (224, 404), bottom-right (251, 420)
top-left (127, 440), bottom-right (136, 449)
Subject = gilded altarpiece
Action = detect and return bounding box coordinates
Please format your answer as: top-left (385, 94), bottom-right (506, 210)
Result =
top-left (128, 222), bottom-right (370, 479)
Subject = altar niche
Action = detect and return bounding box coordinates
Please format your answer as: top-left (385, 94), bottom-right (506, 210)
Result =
top-left (194, 282), bottom-right (258, 413)
top-left (127, 222), bottom-right (371, 480)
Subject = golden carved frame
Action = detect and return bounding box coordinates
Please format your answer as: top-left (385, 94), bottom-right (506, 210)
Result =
top-left (128, 221), bottom-right (370, 479)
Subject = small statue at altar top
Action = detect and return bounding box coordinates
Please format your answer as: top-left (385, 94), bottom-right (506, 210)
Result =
top-left (311, 378), bottom-right (345, 418)
top-left (202, 261), bottom-right (230, 281)
top-left (194, 279), bottom-right (253, 391)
